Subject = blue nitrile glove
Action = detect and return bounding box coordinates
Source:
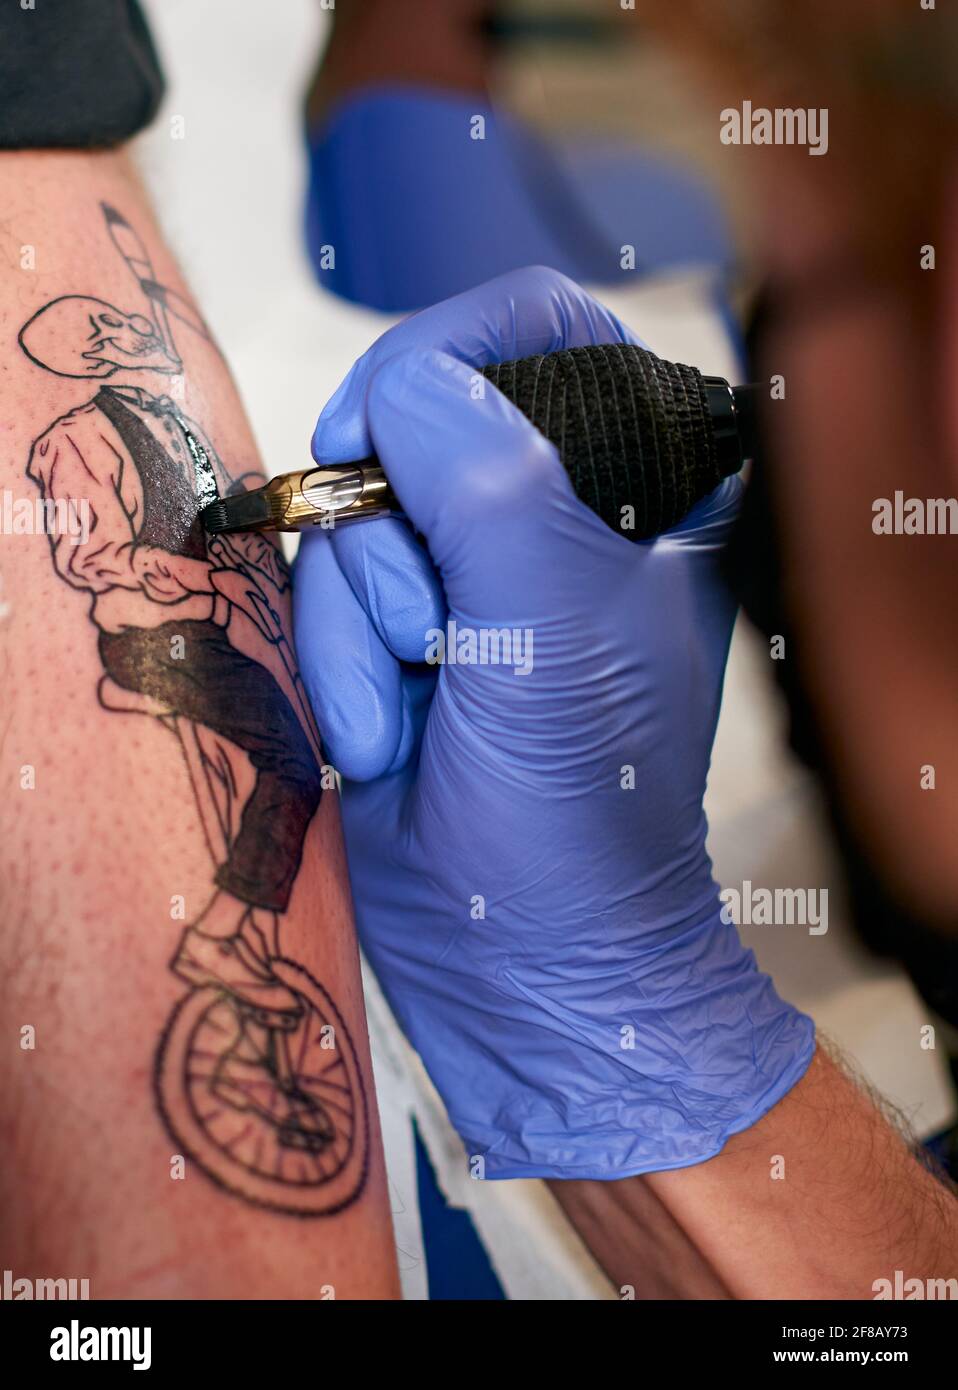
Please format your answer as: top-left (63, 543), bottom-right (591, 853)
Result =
top-left (294, 268), bottom-right (815, 1179)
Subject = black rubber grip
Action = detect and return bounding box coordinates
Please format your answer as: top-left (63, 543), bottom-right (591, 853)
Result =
top-left (482, 343), bottom-right (725, 540)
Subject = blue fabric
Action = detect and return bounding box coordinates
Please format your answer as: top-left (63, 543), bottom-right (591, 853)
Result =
top-left (923, 1125), bottom-right (958, 1182)
top-left (305, 87), bottom-right (732, 312)
top-left (414, 1124), bottom-right (505, 1300)
top-left (554, 139), bottom-right (733, 274)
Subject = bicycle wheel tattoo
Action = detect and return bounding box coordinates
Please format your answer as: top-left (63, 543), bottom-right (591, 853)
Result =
top-left (155, 960), bottom-right (369, 1216)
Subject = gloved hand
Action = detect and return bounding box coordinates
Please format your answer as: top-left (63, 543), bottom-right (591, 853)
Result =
top-left (295, 267), bottom-right (815, 1179)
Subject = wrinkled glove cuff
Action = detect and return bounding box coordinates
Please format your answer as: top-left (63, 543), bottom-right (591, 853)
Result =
top-left (444, 910), bottom-right (816, 1181)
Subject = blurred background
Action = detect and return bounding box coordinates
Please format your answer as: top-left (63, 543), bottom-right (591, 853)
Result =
top-left (135, 0), bottom-right (955, 1299)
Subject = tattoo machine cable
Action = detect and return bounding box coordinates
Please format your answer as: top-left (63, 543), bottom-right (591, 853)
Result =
top-left (201, 343), bottom-right (762, 542)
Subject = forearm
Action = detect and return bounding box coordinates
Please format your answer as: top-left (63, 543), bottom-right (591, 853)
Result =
top-left (547, 1177), bottom-right (731, 1299)
top-left (651, 1046), bottom-right (958, 1299)
top-left (0, 148), bottom-right (398, 1299)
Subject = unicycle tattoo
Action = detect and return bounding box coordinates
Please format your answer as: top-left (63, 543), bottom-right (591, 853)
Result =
top-left (155, 951), bottom-right (369, 1216)
top-left (19, 203), bottom-right (368, 1216)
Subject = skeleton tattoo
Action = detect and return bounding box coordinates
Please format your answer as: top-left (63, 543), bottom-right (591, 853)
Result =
top-left (18, 204), bottom-right (368, 1216)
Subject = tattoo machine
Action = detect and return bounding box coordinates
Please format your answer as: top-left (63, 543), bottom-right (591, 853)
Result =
top-left (200, 344), bottom-right (762, 542)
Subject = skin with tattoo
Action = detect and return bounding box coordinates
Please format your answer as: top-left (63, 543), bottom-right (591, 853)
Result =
top-left (0, 149), bottom-right (399, 1298)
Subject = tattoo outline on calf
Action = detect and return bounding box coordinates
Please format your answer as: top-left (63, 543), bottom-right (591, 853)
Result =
top-left (19, 203), bottom-right (368, 1216)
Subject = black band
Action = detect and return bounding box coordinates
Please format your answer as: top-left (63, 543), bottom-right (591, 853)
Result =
top-left (483, 343), bottom-right (725, 540)
top-left (0, 0), bottom-right (164, 150)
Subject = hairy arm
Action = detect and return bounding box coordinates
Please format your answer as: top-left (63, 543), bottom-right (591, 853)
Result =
top-left (551, 1047), bottom-right (958, 1300)
top-left (0, 148), bottom-right (398, 1299)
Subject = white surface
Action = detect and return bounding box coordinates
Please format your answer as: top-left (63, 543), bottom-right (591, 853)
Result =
top-left (137, 0), bottom-right (954, 1300)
